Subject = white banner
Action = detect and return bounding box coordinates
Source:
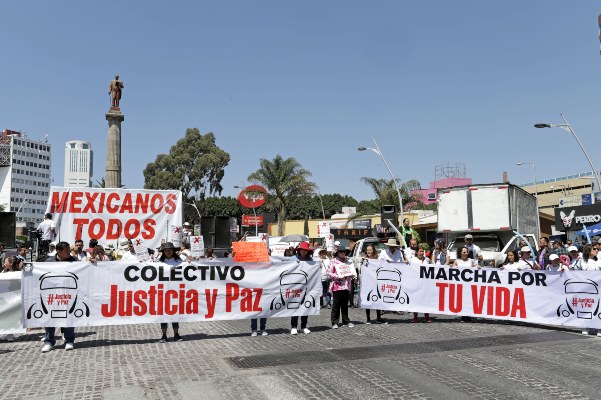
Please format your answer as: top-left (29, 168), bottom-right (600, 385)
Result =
top-left (0, 272), bottom-right (25, 334)
top-left (317, 221), bottom-right (330, 236)
top-left (46, 187), bottom-right (182, 254)
top-left (360, 261), bottom-right (601, 329)
top-left (21, 260), bottom-right (322, 327)
top-left (132, 238), bottom-right (150, 262)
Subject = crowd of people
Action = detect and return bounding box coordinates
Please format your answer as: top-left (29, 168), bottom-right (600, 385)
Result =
top-left (3, 214), bottom-right (601, 351)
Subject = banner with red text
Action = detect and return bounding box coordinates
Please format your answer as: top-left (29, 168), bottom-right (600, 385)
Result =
top-left (21, 260), bottom-right (321, 327)
top-left (360, 261), bottom-right (601, 329)
top-left (46, 187), bottom-right (182, 252)
top-left (0, 272), bottom-right (25, 334)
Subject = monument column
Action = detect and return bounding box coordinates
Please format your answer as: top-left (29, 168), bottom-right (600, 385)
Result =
top-left (105, 109), bottom-right (124, 188)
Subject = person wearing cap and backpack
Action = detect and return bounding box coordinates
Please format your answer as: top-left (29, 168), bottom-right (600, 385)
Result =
top-left (289, 242), bottom-right (315, 335)
top-left (516, 246), bottom-right (542, 270)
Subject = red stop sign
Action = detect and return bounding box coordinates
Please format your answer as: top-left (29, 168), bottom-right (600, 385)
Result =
top-left (237, 185), bottom-right (268, 208)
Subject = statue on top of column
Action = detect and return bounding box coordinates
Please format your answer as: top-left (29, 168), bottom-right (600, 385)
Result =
top-left (108, 75), bottom-right (124, 109)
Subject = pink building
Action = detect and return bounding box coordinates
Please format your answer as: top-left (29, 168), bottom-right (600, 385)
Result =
top-left (412, 177), bottom-right (473, 204)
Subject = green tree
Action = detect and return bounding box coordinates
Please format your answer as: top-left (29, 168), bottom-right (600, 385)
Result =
top-left (247, 155), bottom-right (316, 235)
top-left (359, 177), bottom-right (424, 213)
top-left (143, 129), bottom-right (230, 200)
top-left (0, 203), bottom-right (6, 212)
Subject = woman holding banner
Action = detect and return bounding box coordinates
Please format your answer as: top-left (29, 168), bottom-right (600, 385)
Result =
top-left (452, 246), bottom-right (475, 322)
top-left (410, 248), bottom-right (432, 323)
top-left (363, 244), bottom-right (386, 324)
top-left (290, 242), bottom-right (314, 335)
top-left (157, 242), bottom-right (185, 342)
top-left (327, 245), bottom-right (355, 329)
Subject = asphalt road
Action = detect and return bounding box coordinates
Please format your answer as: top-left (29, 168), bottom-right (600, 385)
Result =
top-left (0, 309), bottom-right (597, 400)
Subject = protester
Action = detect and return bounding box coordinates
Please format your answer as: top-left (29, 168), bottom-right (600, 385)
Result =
top-left (410, 248), bottom-right (432, 323)
top-left (318, 249), bottom-right (331, 308)
top-left (547, 254), bottom-right (568, 272)
top-left (157, 242), bottom-right (185, 342)
top-left (71, 239), bottom-right (88, 261)
top-left (499, 250), bottom-right (519, 270)
top-left (327, 245), bottom-right (355, 329)
top-left (1, 256), bottom-right (18, 272)
top-left (573, 244), bottom-right (600, 270)
top-left (378, 238), bottom-right (406, 263)
top-left (47, 242), bottom-right (57, 257)
top-left (568, 245), bottom-right (581, 269)
top-left (36, 213), bottom-right (56, 260)
top-left (104, 243), bottom-right (116, 260)
top-left (89, 245), bottom-right (110, 262)
top-left (537, 237), bottom-right (551, 270)
top-left (464, 234), bottom-right (482, 266)
top-left (517, 246), bottom-right (542, 270)
top-left (406, 238), bottom-right (419, 259)
top-left (87, 239), bottom-right (98, 257)
top-left (250, 318), bottom-right (268, 337)
top-left (552, 239), bottom-right (569, 257)
top-left (400, 218), bottom-right (418, 247)
top-left (452, 246), bottom-right (476, 268)
top-left (16, 245), bottom-right (28, 264)
top-left (363, 244), bottom-right (386, 324)
top-left (290, 242), bottom-right (314, 335)
top-left (120, 239), bottom-right (138, 262)
top-left (431, 239), bottom-right (448, 265)
top-left (43, 241), bottom-right (77, 352)
top-left (205, 247), bottom-right (216, 259)
top-left (180, 242), bottom-right (192, 262)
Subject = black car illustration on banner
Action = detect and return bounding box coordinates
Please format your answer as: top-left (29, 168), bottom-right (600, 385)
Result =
top-left (556, 279), bottom-right (600, 320)
top-left (366, 267), bottom-right (410, 305)
top-left (26, 272), bottom-right (90, 320)
top-left (270, 270), bottom-right (316, 310)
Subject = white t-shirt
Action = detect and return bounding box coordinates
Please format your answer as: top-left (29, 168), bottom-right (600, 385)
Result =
top-left (320, 258), bottom-right (330, 281)
top-left (379, 248), bottom-right (404, 262)
top-left (120, 251), bottom-right (138, 262)
top-left (501, 261), bottom-right (520, 270)
top-left (411, 256), bottom-right (431, 265)
top-left (579, 259), bottom-right (601, 271)
top-left (516, 259), bottom-right (534, 271)
top-left (455, 258), bottom-right (475, 268)
top-left (465, 243), bottom-right (482, 261)
top-left (37, 219), bottom-right (55, 241)
top-left (547, 262), bottom-right (568, 272)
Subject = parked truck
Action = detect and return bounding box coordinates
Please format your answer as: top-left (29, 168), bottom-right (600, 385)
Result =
top-left (437, 183), bottom-right (539, 267)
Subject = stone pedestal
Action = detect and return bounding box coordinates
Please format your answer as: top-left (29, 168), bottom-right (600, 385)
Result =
top-left (105, 109), bottom-right (124, 188)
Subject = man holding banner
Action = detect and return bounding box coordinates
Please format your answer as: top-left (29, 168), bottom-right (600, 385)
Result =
top-left (42, 242), bottom-right (77, 353)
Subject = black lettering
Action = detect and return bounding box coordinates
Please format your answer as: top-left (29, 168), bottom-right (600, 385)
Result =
top-left (435, 268), bottom-right (448, 280)
top-left (124, 265), bottom-right (139, 282)
top-left (216, 266), bottom-right (229, 280)
top-left (183, 265), bottom-right (197, 281)
top-left (460, 268), bottom-right (472, 282)
top-left (158, 266), bottom-right (170, 281)
top-left (170, 265), bottom-right (183, 281)
top-left (535, 273), bottom-right (547, 287)
top-left (231, 266), bottom-right (245, 281)
top-left (141, 265), bottom-right (157, 281)
top-left (420, 266), bottom-right (435, 279)
top-left (197, 265), bottom-right (209, 280)
top-left (474, 269), bottom-right (486, 283)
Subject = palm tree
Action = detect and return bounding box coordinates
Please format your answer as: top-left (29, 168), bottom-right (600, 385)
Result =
top-left (360, 177), bottom-right (424, 212)
top-left (248, 155), bottom-right (316, 235)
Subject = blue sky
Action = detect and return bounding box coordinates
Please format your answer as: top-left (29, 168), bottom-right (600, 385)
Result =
top-left (2, 1), bottom-right (600, 201)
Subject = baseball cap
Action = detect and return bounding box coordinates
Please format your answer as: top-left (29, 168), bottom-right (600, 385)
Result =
top-left (465, 234), bottom-right (473, 240)
top-left (568, 246), bottom-right (578, 252)
top-left (549, 254), bottom-right (559, 261)
top-left (520, 246), bottom-right (531, 253)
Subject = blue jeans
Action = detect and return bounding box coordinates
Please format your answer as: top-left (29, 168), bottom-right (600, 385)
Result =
top-left (44, 327), bottom-right (74, 346)
top-left (251, 318), bottom-right (266, 331)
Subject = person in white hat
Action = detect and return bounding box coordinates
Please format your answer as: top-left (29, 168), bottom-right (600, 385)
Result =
top-left (517, 246), bottom-right (541, 270)
top-left (567, 245), bottom-right (581, 269)
top-left (464, 234), bottom-right (482, 266)
top-left (378, 238), bottom-right (407, 263)
top-left (547, 254), bottom-right (568, 272)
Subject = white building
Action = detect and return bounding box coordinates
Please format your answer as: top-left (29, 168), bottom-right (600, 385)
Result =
top-left (64, 140), bottom-right (93, 187)
top-left (0, 129), bottom-right (52, 224)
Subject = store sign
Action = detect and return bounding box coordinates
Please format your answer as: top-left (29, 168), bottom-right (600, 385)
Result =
top-left (242, 215), bottom-right (264, 227)
top-left (331, 228), bottom-right (371, 240)
top-left (555, 203), bottom-right (601, 231)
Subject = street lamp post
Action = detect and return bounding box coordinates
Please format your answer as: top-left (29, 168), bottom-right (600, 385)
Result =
top-left (535, 114), bottom-right (601, 193)
top-left (516, 161), bottom-right (540, 239)
top-left (235, 182), bottom-right (258, 236)
top-left (187, 202), bottom-right (202, 221)
top-left (317, 190), bottom-right (326, 220)
top-left (358, 137), bottom-right (404, 223)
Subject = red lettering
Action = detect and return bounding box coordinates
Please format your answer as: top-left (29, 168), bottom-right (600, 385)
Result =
top-left (106, 219), bottom-right (123, 239)
top-left (142, 219), bottom-right (156, 239)
top-left (120, 193), bottom-right (133, 213)
top-left (253, 288), bottom-right (263, 311)
top-left (82, 192), bottom-right (99, 213)
top-left (124, 219), bottom-right (140, 238)
top-left (486, 286), bottom-right (494, 315)
top-left (436, 282), bottom-right (448, 311)
top-left (225, 283), bottom-right (239, 312)
top-left (134, 193), bottom-right (150, 213)
top-left (72, 218), bottom-right (88, 241)
top-left (240, 288), bottom-right (253, 312)
top-left (165, 290), bottom-right (178, 315)
top-left (101, 285), bottom-right (118, 317)
top-left (449, 283), bottom-right (462, 313)
top-left (510, 288), bottom-right (526, 318)
top-left (69, 192), bottom-right (83, 213)
top-left (150, 194), bottom-right (164, 213)
top-left (89, 219), bottom-right (105, 239)
top-left (494, 287), bottom-right (511, 316)
top-left (51, 191), bottom-right (69, 213)
top-left (133, 291), bottom-right (148, 316)
top-left (98, 192), bottom-right (106, 212)
top-left (106, 193), bottom-right (120, 213)
top-left (471, 286), bottom-right (486, 314)
top-left (164, 193), bottom-right (177, 214)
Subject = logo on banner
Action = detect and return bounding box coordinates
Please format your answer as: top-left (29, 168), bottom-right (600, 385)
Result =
top-left (26, 272), bottom-right (90, 320)
top-left (270, 270), bottom-right (316, 310)
top-left (366, 266), bottom-right (410, 305)
top-left (557, 279), bottom-right (601, 320)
